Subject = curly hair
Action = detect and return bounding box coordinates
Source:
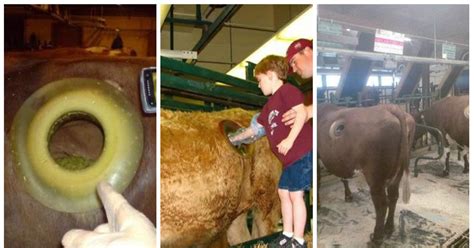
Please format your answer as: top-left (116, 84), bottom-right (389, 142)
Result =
top-left (254, 55), bottom-right (288, 80)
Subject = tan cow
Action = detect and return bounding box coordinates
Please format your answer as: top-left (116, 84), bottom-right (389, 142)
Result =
top-left (161, 109), bottom-right (281, 248)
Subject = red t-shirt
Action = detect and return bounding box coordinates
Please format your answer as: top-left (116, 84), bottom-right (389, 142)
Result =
top-left (257, 83), bottom-right (312, 168)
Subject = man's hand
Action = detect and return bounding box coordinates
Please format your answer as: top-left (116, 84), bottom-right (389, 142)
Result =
top-left (282, 104), bottom-right (312, 126)
top-left (62, 182), bottom-right (156, 248)
top-left (277, 138), bottom-right (294, 156)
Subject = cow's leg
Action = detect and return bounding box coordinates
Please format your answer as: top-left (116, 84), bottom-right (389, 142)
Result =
top-left (227, 212), bottom-right (251, 245)
top-left (462, 146), bottom-right (469, 173)
top-left (440, 145), bottom-right (450, 176)
top-left (369, 185), bottom-right (387, 247)
top-left (384, 181), bottom-right (400, 237)
top-left (317, 159), bottom-right (321, 208)
top-left (444, 150), bottom-right (451, 176)
top-left (251, 202), bottom-right (281, 238)
top-left (341, 178), bottom-right (353, 202)
top-left (207, 232), bottom-right (229, 248)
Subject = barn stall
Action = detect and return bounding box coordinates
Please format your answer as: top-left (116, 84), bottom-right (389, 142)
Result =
top-left (316, 5), bottom-right (469, 247)
top-left (160, 5), bottom-right (313, 247)
top-left (4, 5), bottom-right (156, 247)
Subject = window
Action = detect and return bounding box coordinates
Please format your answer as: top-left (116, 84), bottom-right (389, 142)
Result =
top-left (366, 75), bottom-right (379, 87)
top-left (316, 75), bottom-right (323, 88)
top-left (381, 76), bottom-right (394, 86)
top-left (326, 75), bottom-right (340, 87)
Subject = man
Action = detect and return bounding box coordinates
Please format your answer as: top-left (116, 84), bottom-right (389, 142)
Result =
top-left (282, 38), bottom-right (313, 125)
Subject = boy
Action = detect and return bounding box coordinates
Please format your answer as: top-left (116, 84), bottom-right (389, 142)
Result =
top-left (229, 55), bottom-right (312, 248)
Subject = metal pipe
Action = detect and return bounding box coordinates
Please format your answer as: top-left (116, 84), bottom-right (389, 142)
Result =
top-left (223, 22), bottom-right (275, 33)
top-left (192, 5), bottom-right (240, 53)
top-left (318, 17), bottom-right (469, 48)
top-left (161, 73), bottom-right (267, 106)
top-left (29, 5), bottom-right (77, 27)
top-left (317, 47), bottom-right (469, 66)
top-left (413, 124), bottom-right (445, 177)
top-left (161, 56), bottom-right (260, 93)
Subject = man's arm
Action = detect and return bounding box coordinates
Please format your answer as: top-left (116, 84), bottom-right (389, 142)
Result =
top-left (282, 104), bottom-right (312, 126)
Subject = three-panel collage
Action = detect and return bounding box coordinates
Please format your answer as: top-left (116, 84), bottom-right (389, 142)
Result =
top-left (2, 3), bottom-right (470, 248)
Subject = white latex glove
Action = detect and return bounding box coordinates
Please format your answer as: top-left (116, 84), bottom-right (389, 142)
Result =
top-left (62, 182), bottom-right (156, 248)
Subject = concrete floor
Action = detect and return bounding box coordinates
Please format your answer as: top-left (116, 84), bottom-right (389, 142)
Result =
top-left (317, 151), bottom-right (469, 247)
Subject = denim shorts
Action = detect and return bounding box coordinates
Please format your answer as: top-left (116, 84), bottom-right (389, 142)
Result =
top-left (278, 152), bottom-right (313, 192)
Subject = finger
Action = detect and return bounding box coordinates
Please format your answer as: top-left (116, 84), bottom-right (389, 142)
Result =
top-left (97, 182), bottom-right (154, 232)
top-left (97, 182), bottom-right (128, 231)
top-left (284, 118), bottom-right (295, 126)
top-left (94, 223), bottom-right (111, 234)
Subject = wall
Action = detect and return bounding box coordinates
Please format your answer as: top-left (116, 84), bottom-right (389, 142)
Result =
top-left (23, 15), bottom-right (156, 57)
top-left (82, 16), bottom-right (156, 57)
top-left (161, 5), bottom-right (309, 73)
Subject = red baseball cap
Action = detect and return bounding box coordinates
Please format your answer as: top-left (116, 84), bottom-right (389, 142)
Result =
top-left (286, 38), bottom-right (313, 73)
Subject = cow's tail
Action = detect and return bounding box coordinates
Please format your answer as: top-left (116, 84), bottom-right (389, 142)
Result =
top-left (385, 105), bottom-right (411, 204)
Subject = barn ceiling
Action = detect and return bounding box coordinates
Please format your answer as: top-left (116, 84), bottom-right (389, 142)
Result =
top-left (318, 5), bottom-right (468, 46)
top-left (161, 4), bottom-right (310, 73)
top-left (4, 5), bottom-right (156, 18)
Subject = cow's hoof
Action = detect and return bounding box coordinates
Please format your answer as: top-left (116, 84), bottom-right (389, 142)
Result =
top-left (368, 234), bottom-right (383, 248)
top-left (463, 168), bottom-right (469, 174)
top-left (10, 78), bottom-right (143, 212)
top-left (384, 226), bottom-right (394, 237)
top-left (442, 170), bottom-right (449, 177)
top-left (345, 195), bottom-right (353, 202)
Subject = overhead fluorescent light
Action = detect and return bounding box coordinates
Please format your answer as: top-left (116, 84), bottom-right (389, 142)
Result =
top-left (227, 6), bottom-right (314, 79)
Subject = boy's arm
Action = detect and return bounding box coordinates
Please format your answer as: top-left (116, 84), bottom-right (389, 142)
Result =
top-left (277, 103), bottom-right (307, 155)
top-left (228, 127), bottom-right (256, 145)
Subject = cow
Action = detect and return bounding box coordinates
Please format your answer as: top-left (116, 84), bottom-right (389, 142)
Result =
top-left (160, 109), bottom-right (282, 248)
top-left (4, 50), bottom-right (156, 247)
top-left (413, 95), bottom-right (469, 176)
top-left (317, 103), bottom-right (415, 247)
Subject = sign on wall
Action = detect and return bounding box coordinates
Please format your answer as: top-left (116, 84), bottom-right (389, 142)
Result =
top-left (442, 43), bottom-right (456, 60)
top-left (374, 29), bottom-right (405, 55)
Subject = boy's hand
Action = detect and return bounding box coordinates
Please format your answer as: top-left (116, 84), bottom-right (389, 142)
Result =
top-left (277, 138), bottom-right (294, 156)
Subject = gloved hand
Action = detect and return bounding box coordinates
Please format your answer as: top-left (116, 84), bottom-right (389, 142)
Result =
top-left (62, 182), bottom-right (156, 248)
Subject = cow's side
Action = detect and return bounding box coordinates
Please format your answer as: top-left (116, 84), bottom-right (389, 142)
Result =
top-left (421, 96), bottom-right (469, 174)
top-left (317, 104), bottom-right (414, 246)
top-left (160, 109), bottom-right (281, 248)
top-left (5, 53), bottom-right (156, 247)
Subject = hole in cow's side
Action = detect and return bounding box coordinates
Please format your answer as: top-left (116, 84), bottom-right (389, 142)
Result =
top-left (335, 124), bottom-right (345, 136)
top-left (48, 112), bottom-right (104, 171)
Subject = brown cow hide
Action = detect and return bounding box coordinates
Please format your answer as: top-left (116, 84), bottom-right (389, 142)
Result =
top-left (4, 50), bottom-right (156, 248)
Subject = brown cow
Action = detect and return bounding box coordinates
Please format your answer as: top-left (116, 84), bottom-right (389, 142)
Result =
top-left (414, 95), bottom-right (469, 175)
top-left (317, 103), bottom-right (415, 247)
top-left (160, 109), bottom-right (281, 248)
top-left (4, 51), bottom-right (156, 247)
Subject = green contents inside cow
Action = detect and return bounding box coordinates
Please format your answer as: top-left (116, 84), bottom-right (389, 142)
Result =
top-left (56, 155), bottom-right (93, 171)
